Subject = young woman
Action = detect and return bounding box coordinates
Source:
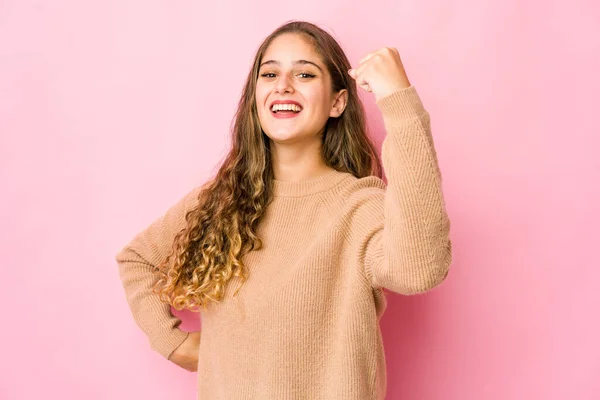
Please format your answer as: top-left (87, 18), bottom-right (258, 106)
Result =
top-left (116, 20), bottom-right (452, 400)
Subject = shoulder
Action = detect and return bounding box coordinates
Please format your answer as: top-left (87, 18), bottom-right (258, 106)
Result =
top-left (335, 173), bottom-right (386, 208)
top-left (341, 174), bottom-right (386, 201)
top-left (321, 173), bottom-right (387, 226)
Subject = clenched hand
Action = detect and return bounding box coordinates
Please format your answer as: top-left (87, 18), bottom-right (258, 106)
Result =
top-left (169, 331), bottom-right (201, 372)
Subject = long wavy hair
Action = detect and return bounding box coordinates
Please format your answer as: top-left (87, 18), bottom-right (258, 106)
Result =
top-left (152, 20), bottom-right (382, 311)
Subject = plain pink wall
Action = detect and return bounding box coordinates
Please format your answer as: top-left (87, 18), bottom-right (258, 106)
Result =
top-left (1, 1), bottom-right (599, 399)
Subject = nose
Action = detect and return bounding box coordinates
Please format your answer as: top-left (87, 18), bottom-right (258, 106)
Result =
top-left (274, 73), bottom-right (294, 94)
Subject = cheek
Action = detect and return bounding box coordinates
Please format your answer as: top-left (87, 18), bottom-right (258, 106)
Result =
top-left (255, 85), bottom-right (269, 106)
top-left (254, 87), bottom-right (271, 126)
top-left (304, 87), bottom-right (330, 112)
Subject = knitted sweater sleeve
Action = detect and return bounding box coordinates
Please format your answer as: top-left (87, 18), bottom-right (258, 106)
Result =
top-left (363, 86), bottom-right (452, 294)
top-left (115, 186), bottom-right (201, 359)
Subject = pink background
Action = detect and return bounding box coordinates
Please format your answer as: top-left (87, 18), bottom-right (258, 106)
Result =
top-left (1, 1), bottom-right (599, 399)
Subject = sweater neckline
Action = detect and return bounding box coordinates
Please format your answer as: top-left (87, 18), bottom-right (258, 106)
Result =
top-left (272, 168), bottom-right (352, 197)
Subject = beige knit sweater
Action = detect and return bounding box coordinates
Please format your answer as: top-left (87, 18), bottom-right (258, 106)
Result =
top-left (116, 86), bottom-right (452, 400)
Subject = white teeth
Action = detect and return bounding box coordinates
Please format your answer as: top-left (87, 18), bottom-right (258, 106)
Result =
top-left (271, 103), bottom-right (302, 112)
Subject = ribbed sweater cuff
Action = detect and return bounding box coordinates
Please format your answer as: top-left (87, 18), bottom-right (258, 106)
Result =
top-left (155, 328), bottom-right (190, 360)
top-left (375, 85), bottom-right (427, 125)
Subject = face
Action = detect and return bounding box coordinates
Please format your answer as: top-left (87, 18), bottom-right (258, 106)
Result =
top-left (255, 33), bottom-right (347, 145)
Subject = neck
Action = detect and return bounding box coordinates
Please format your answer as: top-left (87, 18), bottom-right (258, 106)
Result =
top-left (270, 137), bottom-right (332, 182)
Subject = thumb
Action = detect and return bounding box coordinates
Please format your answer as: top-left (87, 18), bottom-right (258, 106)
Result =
top-left (348, 69), bottom-right (371, 92)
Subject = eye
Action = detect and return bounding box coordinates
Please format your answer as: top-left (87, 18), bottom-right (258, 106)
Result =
top-left (259, 72), bottom-right (316, 79)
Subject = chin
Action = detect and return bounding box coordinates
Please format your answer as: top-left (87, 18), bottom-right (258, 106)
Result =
top-left (266, 131), bottom-right (300, 143)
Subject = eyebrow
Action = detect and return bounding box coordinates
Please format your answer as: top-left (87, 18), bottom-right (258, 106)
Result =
top-left (259, 59), bottom-right (323, 73)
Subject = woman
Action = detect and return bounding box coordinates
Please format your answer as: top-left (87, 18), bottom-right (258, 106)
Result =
top-left (116, 20), bottom-right (452, 400)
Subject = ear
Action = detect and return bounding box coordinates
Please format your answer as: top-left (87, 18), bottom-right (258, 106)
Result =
top-left (329, 89), bottom-right (348, 118)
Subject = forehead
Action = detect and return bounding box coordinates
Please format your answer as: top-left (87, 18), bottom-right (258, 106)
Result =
top-left (262, 33), bottom-right (322, 65)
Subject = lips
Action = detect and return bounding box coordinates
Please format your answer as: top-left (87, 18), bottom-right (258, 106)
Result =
top-left (267, 99), bottom-right (303, 121)
top-left (271, 108), bottom-right (300, 119)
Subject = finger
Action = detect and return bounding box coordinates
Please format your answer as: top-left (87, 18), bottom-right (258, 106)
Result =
top-left (348, 64), bottom-right (370, 90)
top-left (354, 70), bottom-right (368, 86)
top-left (347, 67), bottom-right (371, 92)
top-left (357, 82), bottom-right (372, 92)
top-left (359, 47), bottom-right (388, 65)
top-left (358, 51), bottom-right (376, 66)
top-left (353, 61), bottom-right (369, 80)
top-left (352, 69), bottom-right (370, 91)
top-left (347, 67), bottom-right (367, 86)
top-left (349, 49), bottom-right (381, 77)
